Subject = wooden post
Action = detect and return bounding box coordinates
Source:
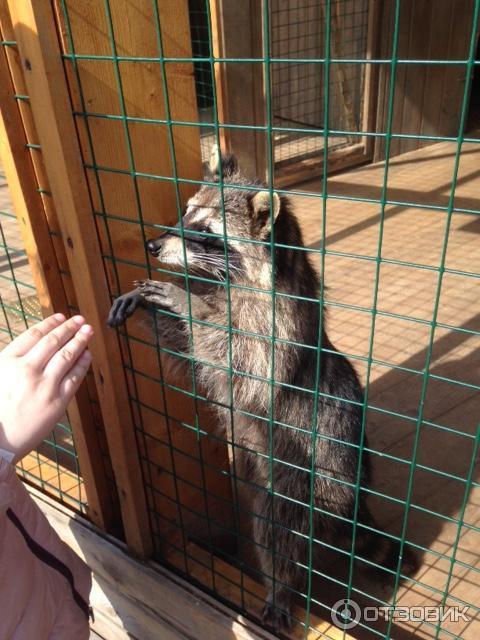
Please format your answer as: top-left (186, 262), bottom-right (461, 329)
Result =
top-left (0, 15), bottom-right (115, 531)
top-left (373, 0), bottom-right (475, 162)
top-left (362, 0), bottom-right (382, 160)
top-left (6, 0), bottom-right (152, 556)
top-left (210, 0), bottom-right (267, 180)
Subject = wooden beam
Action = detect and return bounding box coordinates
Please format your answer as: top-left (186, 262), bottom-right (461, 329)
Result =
top-left (210, 0), bottom-right (230, 153)
top-left (0, 23), bottom-right (114, 531)
top-left (373, 0), bottom-right (475, 161)
top-left (33, 485), bottom-right (357, 640)
top-left (6, 0), bottom-right (152, 556)
top-left (209, 0), bottom-right (267, 180)
top-left (33, 486), bottom-right (279, 640)
top-left (274, 144), bottom-right (368, 189)
top-left (362, 0), bottom-right (382, 160)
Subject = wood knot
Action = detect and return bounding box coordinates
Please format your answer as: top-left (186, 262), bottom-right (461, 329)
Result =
top-left (24, 59), bottom-right (32, 71)
top-left (67, 237), bottom-right (73, 249)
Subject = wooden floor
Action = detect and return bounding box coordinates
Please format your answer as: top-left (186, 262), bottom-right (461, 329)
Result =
top-left (2, 138), bottom-right (479, 639)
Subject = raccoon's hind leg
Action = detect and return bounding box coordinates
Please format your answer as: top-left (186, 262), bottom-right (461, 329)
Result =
top-left (252, 488), bottom-right (308, 632)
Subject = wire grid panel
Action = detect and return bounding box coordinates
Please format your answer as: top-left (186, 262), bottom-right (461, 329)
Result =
top-left (271, 0), bottom-right (369, 167)
top-left (188, 0), bottom-right (369, 170)
top-left (0, 167), bottom-right (87, 513)
top-left (188, 0), bottom-right (216, 163)
top-left (56, 1), bottom-right (480, 639)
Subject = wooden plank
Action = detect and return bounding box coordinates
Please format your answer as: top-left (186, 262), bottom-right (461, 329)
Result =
top-left (363, 0), bottom-right (383, 159)
top-left (372, 1), bottom-right (393, 162)
top-left (6, 0), bottom-right (152, 556)
top-left (398, 0), bottom-right (431, 154)
top-left (419, 1), bottom-right (456, 140)
top-left (32, 486), bottom-right (283, 640)
top-left (53, 0), bottom-right (235, 556)
top-left (210, 0), bottom-right (266, 180)
top-left (274, 143), bottom-right (367, 189)
top-left (0, 23), bottom-right (115, 531)
top-left (210, 0), bottom-right (230, 154)
top-left (438, 0), bottom-right (476, 137)
top-left (388, 0), bottom-right (413, 159)
top-left (33, 485), bottom-right (358, 640)
top-left (374, 0), bottom-right (476, 160)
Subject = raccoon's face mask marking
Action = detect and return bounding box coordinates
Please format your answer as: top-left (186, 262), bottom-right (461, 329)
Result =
top-left (146, 146), bottom-right (282, 282)
top-left (146, 200), bottom-right (241, 282)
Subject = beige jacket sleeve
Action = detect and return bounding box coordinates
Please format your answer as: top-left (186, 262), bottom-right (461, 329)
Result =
top-left (0, 458), bottom-right (92, 640)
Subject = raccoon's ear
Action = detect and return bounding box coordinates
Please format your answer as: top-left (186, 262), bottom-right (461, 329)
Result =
top-left (209, 143), bottom-right (238, 180)
top-left (251, 191), bottom-right (281, 228)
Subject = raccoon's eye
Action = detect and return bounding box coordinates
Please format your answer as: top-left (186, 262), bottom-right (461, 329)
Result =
top-left (201, 226), bottom-right (216, 239)
top-left (203, 228), bottom-right (225, 248)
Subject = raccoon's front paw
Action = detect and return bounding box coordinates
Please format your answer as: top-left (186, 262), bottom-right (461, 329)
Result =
top-left (107, 290), bottom-right (142, 327)
top-left (134, 280), bottom-right (187, 316)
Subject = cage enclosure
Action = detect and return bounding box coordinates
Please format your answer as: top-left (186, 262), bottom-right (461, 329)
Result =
top-left (0, 1), bottom-right (479, 639)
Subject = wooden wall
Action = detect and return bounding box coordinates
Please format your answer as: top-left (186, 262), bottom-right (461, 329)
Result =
top-left (211, 0), bottom-right (267, 180)
top-left (374, 0), bottom-right (478, 161)
top-left (270, 0), bottom-right (370, 143)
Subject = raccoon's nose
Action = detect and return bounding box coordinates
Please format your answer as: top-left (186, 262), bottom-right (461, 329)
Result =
top-left (146, 239), bottom-right (160, 256)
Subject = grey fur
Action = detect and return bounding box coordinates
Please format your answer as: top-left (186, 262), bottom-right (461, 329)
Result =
top-left (108, 152), bottom-right (412, 631)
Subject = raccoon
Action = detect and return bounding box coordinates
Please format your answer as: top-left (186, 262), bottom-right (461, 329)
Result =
top-left (108, 146), bottom-right (411, 631)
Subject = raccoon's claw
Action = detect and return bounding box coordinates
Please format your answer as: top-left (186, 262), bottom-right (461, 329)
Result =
top-left (107, 290), bottom-right (142, 327)
top-left (261, 599), bottom-right (293, 633)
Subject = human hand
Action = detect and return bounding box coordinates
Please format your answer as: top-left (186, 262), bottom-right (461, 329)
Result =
top-left (0, 313), bottom-right (93, 464)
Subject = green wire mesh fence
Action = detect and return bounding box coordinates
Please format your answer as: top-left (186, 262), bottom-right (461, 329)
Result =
top-left (271, 0), bottom-right (369, 167)
top-left (0, 166), bottom-right (86, 513)
top-left (188, 0), bottom-right (371, 170)
top-left (188, 0), bottom-right (216, 163)
top-left (54, 0), bottom-right (480, 638)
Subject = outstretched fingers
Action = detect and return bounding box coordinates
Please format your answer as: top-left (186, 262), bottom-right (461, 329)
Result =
top-left (2, 313), bottom-right (65, 357)
top-left (25, 315), bottom-right (87, 370)
top-left (58, 349), bottom-right (93, 399)
top-left (43, 323), bottom-right (94, 382)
